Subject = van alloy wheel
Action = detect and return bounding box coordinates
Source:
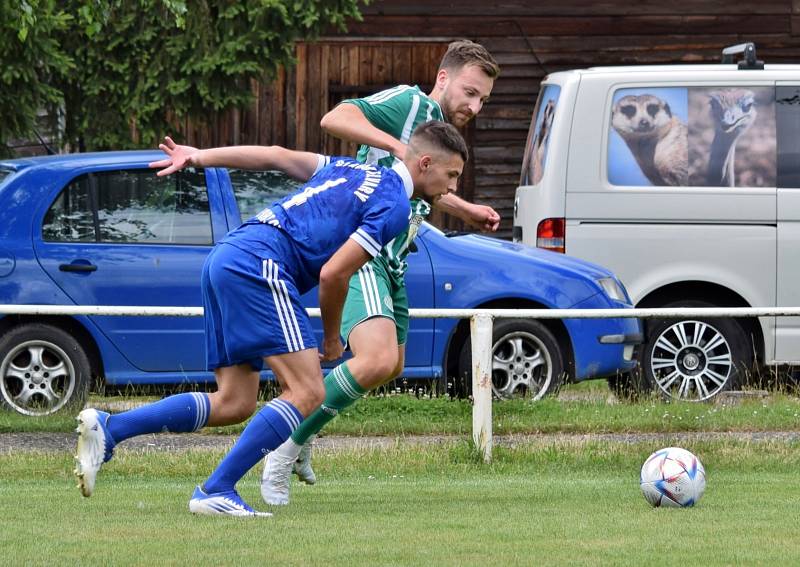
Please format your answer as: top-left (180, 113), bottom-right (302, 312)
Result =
top-left (649, 320), bottom-right (733, 400)
top-left (642, 302), bottom-right (752, 402)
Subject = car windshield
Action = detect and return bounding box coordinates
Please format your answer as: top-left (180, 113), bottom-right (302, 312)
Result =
top-left (0, 168), bottom-right (12, 187)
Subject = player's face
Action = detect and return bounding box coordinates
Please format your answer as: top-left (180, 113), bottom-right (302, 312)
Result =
top-left (438, 64), bottom-right (494, 128)
top-left (419, 152), bottom-right (465, 204)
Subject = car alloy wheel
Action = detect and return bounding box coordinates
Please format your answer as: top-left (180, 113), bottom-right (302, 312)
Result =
top-left (458, 319), bottom-right (565, 400)
top-left (0, 324), bottom-right (91, 416)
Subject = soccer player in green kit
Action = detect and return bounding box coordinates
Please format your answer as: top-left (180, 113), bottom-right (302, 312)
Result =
top-left (262, 40), bottom-right (500, 505)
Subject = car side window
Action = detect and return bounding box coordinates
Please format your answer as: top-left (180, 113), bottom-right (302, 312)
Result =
top-left (608, 86), bottom-right (776, 188)
top-left (228, 169), bottom-right (301, 222)
top-left (42, 169), bottom-right (212, 245)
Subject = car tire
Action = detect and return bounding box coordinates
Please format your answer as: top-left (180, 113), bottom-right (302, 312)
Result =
top-left (456, 319), bottom-right (565, 400)
top-left (641, 300), bottom-right (752, 401)
top-left (0, 323), bottom-right (92, 416)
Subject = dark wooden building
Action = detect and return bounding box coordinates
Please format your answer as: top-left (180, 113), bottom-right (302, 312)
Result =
top-left (163, 1), bottom-right (800, 237)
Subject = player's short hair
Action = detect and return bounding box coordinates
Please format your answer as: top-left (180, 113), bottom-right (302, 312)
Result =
top-left (409, 121), bottom-right (469, 163)
top-left (438, 40), bottom-right (500, 79)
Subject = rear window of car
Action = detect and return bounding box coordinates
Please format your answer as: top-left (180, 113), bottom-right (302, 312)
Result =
top-left (42, 168), bottom-right (213, 245)
top-left (520, 84), bottom-right (561, 186)
top-left (228, 169), bottom-right (300, 222)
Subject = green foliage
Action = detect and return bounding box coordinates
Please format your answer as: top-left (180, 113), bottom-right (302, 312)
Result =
top-left (0, 1), bottom-right (73, 147)
top-left (0, 0), bottom-right (365, 152)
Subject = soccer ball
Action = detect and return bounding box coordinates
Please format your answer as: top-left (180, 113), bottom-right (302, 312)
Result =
top-left (640, 447), bottom-right (706, 508)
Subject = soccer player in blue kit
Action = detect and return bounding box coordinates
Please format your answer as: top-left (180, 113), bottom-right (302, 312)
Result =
top-left (73, 121), bottom-right (468, 517)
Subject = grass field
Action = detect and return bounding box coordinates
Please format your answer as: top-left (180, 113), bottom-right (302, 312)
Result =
top-left (2, 380), bottom-right (800, 436)
top-left (2, 440), bottom-right (800, 566)
top-left (2, 382), bottom-right (799, 565)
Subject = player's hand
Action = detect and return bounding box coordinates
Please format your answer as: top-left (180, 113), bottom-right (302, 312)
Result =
top-left (319, 335), bottom-right (344, 362)
top-left (149, 136), bottom-right (200, 177)
top-left (465, 204), bottom-right (501, 232)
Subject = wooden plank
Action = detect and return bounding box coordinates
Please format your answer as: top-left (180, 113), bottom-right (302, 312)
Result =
top-left (475, 174), bottom-right (521, 187)
top-left (344, 15), bottom-right (790, 38)
top-left (359, 45), bottom-right (374, 84)
top-left (286, 62), bottom-right (297, 149)
top-left (274, 67), bottom-right (287, 147)
top-left (393, 44), bottom-right (412, 84)
top-left (306, 43), bottom-right (322, 152)
top-left (360, 0), bottom-right (790, 17)
top-left (371, 44), bottom-right (392, 87)
top-left (295, 43), bottom-right (308, 150)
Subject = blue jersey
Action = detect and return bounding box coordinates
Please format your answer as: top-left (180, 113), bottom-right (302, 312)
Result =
top-left (221, 156), bottom-right (413, 293)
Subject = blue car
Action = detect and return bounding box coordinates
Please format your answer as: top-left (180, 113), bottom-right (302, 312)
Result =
top-left (0, 151), bottom-right (641, 416)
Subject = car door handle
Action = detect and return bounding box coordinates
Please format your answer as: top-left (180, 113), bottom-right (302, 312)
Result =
top-left (59, 262), bottom-right (97, 273)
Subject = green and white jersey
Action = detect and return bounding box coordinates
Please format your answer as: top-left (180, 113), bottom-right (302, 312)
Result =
top-left (343, 85), bottom-right (444, 279)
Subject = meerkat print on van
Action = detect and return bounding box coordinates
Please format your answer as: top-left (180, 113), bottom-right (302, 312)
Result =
top-left (528, 99), bottom-right (556, 185)
top-left (706, 89), bottom-right (756, 187)
top-left (611, 94), bottom-right (688, 186)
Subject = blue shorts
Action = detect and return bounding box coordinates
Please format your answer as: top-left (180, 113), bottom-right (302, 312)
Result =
top-left (201, 240), bottom-right (316, 371)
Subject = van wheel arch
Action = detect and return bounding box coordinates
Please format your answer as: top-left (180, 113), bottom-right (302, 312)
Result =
top-left (636, 281), bottom-right (764, 366)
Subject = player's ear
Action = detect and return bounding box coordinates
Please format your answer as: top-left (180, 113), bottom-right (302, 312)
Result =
top-left (435, 68), bottom-right (449, 88)
top-left (419, 155), bottom-right (432, 171)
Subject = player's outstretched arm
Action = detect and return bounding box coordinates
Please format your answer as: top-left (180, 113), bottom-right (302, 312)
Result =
top-left (435, 193), bottom-right (501, 232)
top-left (317, 239), bottom-right (372, 362)
top-left (149, 136), bottom-right (321, 181)
top-left (321, 103), bottom-right (407, 160)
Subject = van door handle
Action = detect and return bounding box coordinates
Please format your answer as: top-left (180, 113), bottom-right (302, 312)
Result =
top-left (59, 262), bottom-right (97, 273)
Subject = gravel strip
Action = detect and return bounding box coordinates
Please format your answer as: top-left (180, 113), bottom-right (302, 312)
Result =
top-left (3, 430), bottom-right (799, 455)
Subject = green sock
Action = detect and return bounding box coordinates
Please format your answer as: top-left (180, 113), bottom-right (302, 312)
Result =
top-left (291, 362), bottom-right (366, 445)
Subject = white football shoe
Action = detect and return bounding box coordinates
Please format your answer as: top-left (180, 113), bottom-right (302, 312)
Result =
top-left (189, 486), bottom-right (272, 517)
top-left (293, 438), bottom-right (316, 485)
top-left (261, 449), bottom-right (295, 506)
top-left (74, 408), bottom-right (115, 497)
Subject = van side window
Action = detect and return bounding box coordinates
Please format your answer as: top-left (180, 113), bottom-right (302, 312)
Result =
top-left (521, 85), bottom-right (560, 185)
top-left (608, 87), bottom-right (776, 188)
top-left (776, 86), bottom-right (800, 188)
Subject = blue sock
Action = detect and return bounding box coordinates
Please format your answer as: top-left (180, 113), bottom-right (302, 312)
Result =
top-left (106, 392), bottom-right (210, 443)
top-left (203, 399), bottom-right (303, 494)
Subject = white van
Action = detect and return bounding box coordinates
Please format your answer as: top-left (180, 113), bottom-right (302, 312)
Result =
top-left (513, 43), bottom-right (800, 401)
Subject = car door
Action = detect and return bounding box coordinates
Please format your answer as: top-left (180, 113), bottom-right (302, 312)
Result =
top-left (33, 166), bottom-right (224, 372)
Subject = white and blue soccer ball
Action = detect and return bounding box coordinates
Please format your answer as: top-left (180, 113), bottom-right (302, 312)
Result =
top-left (640, 447), bottom-right (706, 508)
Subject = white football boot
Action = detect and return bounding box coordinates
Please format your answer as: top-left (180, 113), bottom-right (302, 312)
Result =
top-left (74, 408), bottom-right (115, 497)
top-left (293, 437), bottom-right (316, 485)
top-left (261, 439), bottom-right (302, 505)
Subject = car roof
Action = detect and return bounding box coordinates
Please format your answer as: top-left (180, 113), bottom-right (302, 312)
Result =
top-left (0, 150), bottom-right (165, 173)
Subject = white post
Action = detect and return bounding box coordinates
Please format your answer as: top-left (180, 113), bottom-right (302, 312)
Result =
top-left (470, 313), bottom-right (493, 463)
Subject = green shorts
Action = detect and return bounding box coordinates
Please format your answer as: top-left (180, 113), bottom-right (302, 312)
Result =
top-left (341, 259), bottom-right (409, 346)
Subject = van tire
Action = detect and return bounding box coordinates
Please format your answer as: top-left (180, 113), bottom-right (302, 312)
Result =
top-left (456, 319), bottom-right (564, 400)
top-left (641, 301), bottom-right (751, 401)
top-left (0, 324), bottom-right (91, 416)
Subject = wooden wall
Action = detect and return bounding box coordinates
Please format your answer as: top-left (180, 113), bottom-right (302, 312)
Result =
top-left (177, 0), bottom-right (800, 238)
